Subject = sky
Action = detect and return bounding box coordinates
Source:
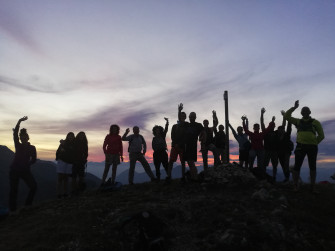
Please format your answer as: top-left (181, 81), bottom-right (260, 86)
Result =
top-left (1, 0), bottom-right (335, 167)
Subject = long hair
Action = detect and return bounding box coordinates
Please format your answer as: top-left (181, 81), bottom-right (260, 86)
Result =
top-left (65, 132), bottom-right (75, 143)
top-left (75, 131), bottom-right (88, 145)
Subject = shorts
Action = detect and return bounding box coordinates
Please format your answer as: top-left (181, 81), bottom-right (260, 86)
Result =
top-left (105, 153), bottom-right (121, 166)
top-left (169, 146), bottom-right (184, 163)
top-left (57, 160), bottom-right (73, 174)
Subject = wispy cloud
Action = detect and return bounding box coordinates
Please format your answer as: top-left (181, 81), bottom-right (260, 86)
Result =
top-left (0, 75), bottom-right (73, 93)
top-left (0, 6), bottom-right (42, 55)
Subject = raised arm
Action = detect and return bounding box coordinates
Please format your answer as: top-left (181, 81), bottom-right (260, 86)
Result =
top-left (13, 116), bottom-right (28, 145)
top-left (260, 108), bottom-right (266, 131)
top-left (281, 110), bottom-right (286, 127)
top-left (178, 103), bottom-right (183, 122)
top-left (284, 100), bottom-right (300, 125)
top-left (242, 115), bottom-right (250, 135)
top-left (212, 110), bottom-right (218, 128)
top-left (228, 123), bottom-right (238, 139)
top-left (164, 117), bottom-right (169, 136)
top-left (121, 128), bottom-right (130, 141)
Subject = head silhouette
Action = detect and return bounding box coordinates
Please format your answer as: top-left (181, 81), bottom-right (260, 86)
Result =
top-left (180, 112), bottom-right (186, 123)
top-left (19, 128), bottom-right (29, 143)
top-left (218, 124), bottom-right (224, 132)
top-left (76, 131), bottom-right (88, 144)
top-left (110, 124), bottom-right (120, 135)
top-left (237, 126), bottom-right (243, 134)
top-left (152, 125), bottom-right (164, 136)
top-left (301, 106), bottom-right (311, 119)
top-left (66, 132), bottom-right (75, 143)
top-left (253, 123), bottom-right (260, 133)
top-left (133, 126), bottom-right (140, 135)
top-left (189, 112), bottom-right (196, 123)
top-left (203, 119), bottom-right (209, 128)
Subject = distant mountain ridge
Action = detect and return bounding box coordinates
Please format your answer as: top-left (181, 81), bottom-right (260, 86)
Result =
top-left (0, 145), bottom-right (101, 208)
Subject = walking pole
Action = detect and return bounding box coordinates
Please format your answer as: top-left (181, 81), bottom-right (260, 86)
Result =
top-left (223, 91), bottom-right (230, 164)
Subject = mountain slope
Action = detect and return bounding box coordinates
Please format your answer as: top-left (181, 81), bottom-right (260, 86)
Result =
top-left (1, 164), bottom-right (335, 251)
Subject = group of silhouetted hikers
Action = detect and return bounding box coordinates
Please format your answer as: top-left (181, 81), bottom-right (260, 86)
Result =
top-left (7, 100), bottom-right (326, 213)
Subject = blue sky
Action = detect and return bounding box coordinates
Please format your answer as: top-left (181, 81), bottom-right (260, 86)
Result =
top-left (0, 0), bottom-right (334, 165)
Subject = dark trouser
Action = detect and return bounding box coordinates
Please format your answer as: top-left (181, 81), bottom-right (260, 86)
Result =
top-left (9, 169), bottom-right (37, 212)
top-left (153, 150), bottom-right (168, 179)
top-left (249, 149), bottom-right (265, 170)
top-left (239, 149), bottom-right (249, 168)
top-left (278, 151), bottom-right (291, 179)
top-left (129, 152), bottom-right (155, 184)
top-left (202, 143), bottom-right (220, 170)
top-left (293, 143), bottom-right (318, 190)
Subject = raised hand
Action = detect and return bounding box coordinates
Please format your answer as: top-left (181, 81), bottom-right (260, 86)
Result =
top-left (178, 103), bottom-right (183, 112)
top-left (294, 100), bottom-right (299, 109)
top-left (19, 116), bottom-right (28, 122)
top-left (261, 108), bottom-right (266, 114)
top-left (281, 110), bottom-right (285, 116)
top-left (272, 116), bottom-right (276, 122)
top-left (125, 128), bottom-right (130, 134)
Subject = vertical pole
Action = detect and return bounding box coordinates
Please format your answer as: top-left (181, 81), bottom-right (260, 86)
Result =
top-left (223, 91), bottom-right (229, 164)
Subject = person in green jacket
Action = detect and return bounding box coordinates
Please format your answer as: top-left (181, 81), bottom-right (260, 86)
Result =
top-left (284, 100), bottom-right (324, 192)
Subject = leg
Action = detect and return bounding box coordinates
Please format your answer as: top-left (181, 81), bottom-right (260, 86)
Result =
top-left (257, 149), bottom-right (265, 171)
top-left (161, 151), bottom-right (169, 176)
top-left (153, 152), bottom-right (161, 180)
top-left (101, 163), bottom-right (111, 184)
top-left (306, 145), bottom-right (318, 192)
top-left (187, 160), bottom-right (198, 180)
top-left (63, 174), bottom-right (69, 196)
top-left (21, 170), bottom-right (37, 206)
top-left (293, 145), bottom-right (306, 190)
top-left (9, 170), bottom-right (20, 212)
top-left (111, 164), bottom-right (117, 184)
top-left (202, 148), bottom-right (208, 171)
top-left (248, 149), bottom-right (256, 169)
top-left (57, 173), bottom-right (63, 197)
top-left (128, 153), bottom-right (137, 184)
top-left (271, 151), bottom-right (279, 181)
top-left (138, 154), bottom-right (155, 180)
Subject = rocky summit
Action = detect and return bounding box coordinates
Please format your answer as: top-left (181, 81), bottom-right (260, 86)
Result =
top-left (1, 163), bottom-right (335, 251)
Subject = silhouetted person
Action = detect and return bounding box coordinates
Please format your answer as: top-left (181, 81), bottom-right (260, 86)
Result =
top-left (72, 131), bottom-right (88, 194)
top-left (9, 116), bottom-right (37, 212)
top-left (261, 108), bottom-right (279, 181)
top-left (213, 122), bottom-right (226, 165)
top-left (102, 124), bottom-right (123, 186)
top-left (228, 119), bottom-right (250, 168)
top-left (56, 132), bottom-right (75, 198)
top-left (201, 111), bottom-right (220, 169)
top-left (152, 118), bottom-right (169, 181)
top-left (167, 104), bottom-right (187, 181)
top-left (277, 111), bottom-right (293, 183)
top-left (181, 104), bottom-right (204, 180)
top-left (242, 114), bottom-right (275, 170)
top-left (122, 126), bottom-right (156, 185)
top-left (284, 100), bottom-right (324, 192)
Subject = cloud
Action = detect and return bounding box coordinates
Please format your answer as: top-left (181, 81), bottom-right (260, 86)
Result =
top-left (0, 7), bottom-right (43, 55)
top-left (0, 74), bottom-right (74, 93)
